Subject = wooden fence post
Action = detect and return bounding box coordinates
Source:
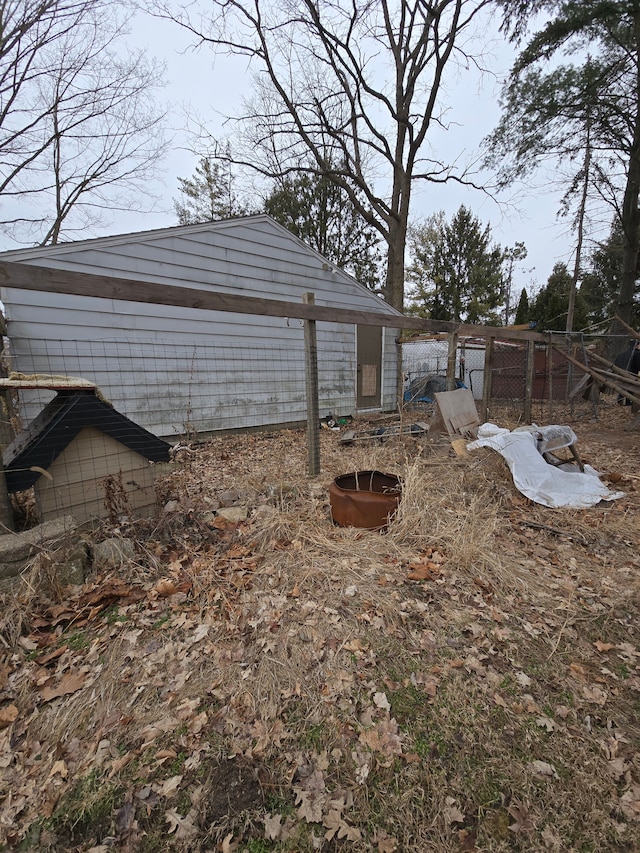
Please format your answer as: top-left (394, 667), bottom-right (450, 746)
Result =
top-left (446, 332), bottom-right (458, 390)
top-left (481, 337), bottom-right (494, 422)
top-left (0, 312), bottom-right (13, 531)
top-left (524, 340), bottom-right (535, 424)
top-left (303, 293), bottom-right (320, 477)
top-left (547, 342), bottom-right (554, 423)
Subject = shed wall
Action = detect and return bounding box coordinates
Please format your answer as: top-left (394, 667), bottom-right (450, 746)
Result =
top-left (0, 218), bottom-right (399, 436)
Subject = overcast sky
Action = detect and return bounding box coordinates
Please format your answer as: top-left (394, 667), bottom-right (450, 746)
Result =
top-left (129, 5), bottom-right (579, 302)
top-left (2, 4), bottom-right (579, 301)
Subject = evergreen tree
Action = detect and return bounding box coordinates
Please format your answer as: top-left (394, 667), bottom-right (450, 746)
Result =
top-left (174, 157), bottom-right (244, 224)
top-left (514, 288), bottom-right (530, 325)
top-left (580, 220), bottom-right (640, 328)
top-left (530, 262), bottom-right (588, 331)
top-left (501, 242), bottom-right (528, 324)
top-left (264, 172), bottom-right (381, 291)
top-left (407, 206), bottom-right (505, 324)
top-left (490, 0), bottom-right (640, 334)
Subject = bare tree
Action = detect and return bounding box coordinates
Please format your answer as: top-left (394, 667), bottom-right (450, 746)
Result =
top-left (155, 0), bottom-right (493, 310)
top-left (0, 0), bottom-right (167, 244)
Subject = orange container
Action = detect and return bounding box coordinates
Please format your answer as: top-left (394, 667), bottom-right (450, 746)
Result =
top-left (329, 471), bottom-right (402, 530)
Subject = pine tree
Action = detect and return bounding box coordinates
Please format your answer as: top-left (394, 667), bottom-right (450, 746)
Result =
top-left (174, 157), bottom-right (244, 224)
top-left (514, 288), bottom-right (530, 325)
top-left (490, 0), bottom-right (640, 333)
top-left (407, 206), bottom-right (505, 324)
top-left (530, 262), bottom-right (588, 331)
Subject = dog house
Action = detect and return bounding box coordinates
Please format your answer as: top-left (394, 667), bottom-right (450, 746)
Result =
top-left (2, 381), bottom-right (171, 524)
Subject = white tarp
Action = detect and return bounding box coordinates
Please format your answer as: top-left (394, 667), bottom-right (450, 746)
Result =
top-left (467, 423), bottom-right (624, 509)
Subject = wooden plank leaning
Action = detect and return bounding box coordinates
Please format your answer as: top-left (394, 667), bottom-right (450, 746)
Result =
top-left (551, 345), bottom-right (640, 408)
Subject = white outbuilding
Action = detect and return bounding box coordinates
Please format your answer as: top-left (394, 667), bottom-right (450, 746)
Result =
top-left (0, 215), bottom-right (401, 438)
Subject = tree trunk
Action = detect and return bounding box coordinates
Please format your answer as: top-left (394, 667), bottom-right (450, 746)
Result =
top-left (616, 152), bottom-right (640, 331)
top-left (385, 217), bottom-right (407, 312)
top-left (384, 168), bottom-right (411, 312)
top-left (614, 9), bottom-right (640, 338)
top-left (567, 122), bottom-right (591, 336)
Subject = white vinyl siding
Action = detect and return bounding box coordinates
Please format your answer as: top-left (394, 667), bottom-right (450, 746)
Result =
top-left (0, 216), bottom-right (400, 436)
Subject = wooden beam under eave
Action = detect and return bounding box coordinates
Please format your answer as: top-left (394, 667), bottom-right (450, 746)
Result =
top-left (0, 260), bottom-right (549, 341)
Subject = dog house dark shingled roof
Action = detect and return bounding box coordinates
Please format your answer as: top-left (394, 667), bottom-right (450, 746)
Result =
top-left (2, 390), bottom-right (171, 493)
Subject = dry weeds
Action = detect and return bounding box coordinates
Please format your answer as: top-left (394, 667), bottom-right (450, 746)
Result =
top-left (1, 400), bottom-right (639, 852)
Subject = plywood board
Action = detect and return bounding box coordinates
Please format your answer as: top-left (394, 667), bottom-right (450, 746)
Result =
top-left (35, 427), bottom-right (157, 524)
top-left (430, 388), bottom-right (479, 439)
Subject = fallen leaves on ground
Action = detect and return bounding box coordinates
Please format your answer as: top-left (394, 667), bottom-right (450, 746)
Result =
top-left (1, 407), bottom-right (639, 851)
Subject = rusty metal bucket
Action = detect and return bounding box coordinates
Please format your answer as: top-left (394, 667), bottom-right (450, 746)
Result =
top-left (329, 471), bottom-right (402, 530)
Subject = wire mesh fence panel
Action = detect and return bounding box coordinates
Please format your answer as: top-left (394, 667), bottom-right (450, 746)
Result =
top-left (3, 333), bottom-right (323, 439)
top-left (2, 298), bottom-right (638, 532)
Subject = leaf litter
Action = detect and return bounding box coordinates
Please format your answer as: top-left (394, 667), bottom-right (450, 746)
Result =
top-left (0, 402), bottom-right (639, 851)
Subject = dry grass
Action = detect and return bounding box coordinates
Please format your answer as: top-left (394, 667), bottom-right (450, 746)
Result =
top-left (1, 401), bottom-right (640, 852)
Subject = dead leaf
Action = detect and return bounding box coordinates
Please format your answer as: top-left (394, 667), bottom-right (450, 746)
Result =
top-left (464, 656), bottom-right (487, 677)
top-left (616, 642), bottom-right (638, 658)
top-left (155, 578), bottom-right (177, 597)
top-left (34, 646), bottom-right (67, 666)
top-left (619, 785), bottom-right (640, 821)
top-left (407, 560), bottom-right (441, 581)
top-left (46, 759), bottom-right (68, 781)
top-left (344, 638), bottom-right (368, 653)
top-left (188, 711), bottom-right (208, 734)
top-left (323, 808), bottom-right (362, 841)
top-left (165, 807), bottom-right (197, 839)
top-left (593, 640), bottom-right (614, 652)
top-left (607, 757), bottom-right (628, 781)
top-left (410, 672), bottom-right (438, 697)
top-left (294, 789), bottom-right (325, 823)
top-left (0, 704), bottom-right (18, 729)
top-left (508, 799), bottom-right (534, 834)
top-left (535, 716), bottom-right (556, 733)
top-left (220, 833), bottom-right (240, 852)
top-left (109, 751), bottom-right (135, 777)
top-left (583, 685), bottom-right (608, 706)
top-left (569, 662), bottom-right (588, 681)
top-left (373, 691), bottom-right (391, 711)
top-left (158, 775), bottom-right (183, 798)
top-left (530, 760), bottom-right (559, 779)
top-left (263, 813), bottom-right (282, 840)
top-left (443, 796), bottom-right (465, 824)
top-left (358, 717), bottom-right (402, 758)
top-left (39, 671), bottom-right (85, 702)
top-left (373, 829), bottom-right (398, 852)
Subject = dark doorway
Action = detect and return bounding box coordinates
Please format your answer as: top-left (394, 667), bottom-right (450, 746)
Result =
top-left (356, 325), bottom-right (382, 408)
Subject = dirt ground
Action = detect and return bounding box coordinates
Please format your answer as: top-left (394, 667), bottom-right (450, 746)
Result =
top-left (1, 398), bottom-right (639, 852)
